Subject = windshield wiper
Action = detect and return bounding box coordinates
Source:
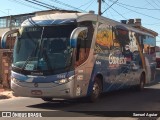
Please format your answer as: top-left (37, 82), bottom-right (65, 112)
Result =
top-left (43, 49), bottom-right (53, 71)
top-left (20, 27), bottom-right (44, 72)
top-left (38, 27), bottom-right (53, 71)
top-left (20, 42), bottom-right (39, 71)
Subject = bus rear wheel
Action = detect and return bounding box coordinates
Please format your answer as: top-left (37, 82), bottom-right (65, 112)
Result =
top-left (42, 98), bottom-right (53, 102)
top-left (89, 78), bottom-right (102, 102)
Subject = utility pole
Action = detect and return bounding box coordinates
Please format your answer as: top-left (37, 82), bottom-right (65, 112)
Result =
top-left (6, 9), bottom-right (12, 50)
top-left (9, 15), bottom-right (12, 51)
top-left (6, 9), bottom-right (12, 49)
top-left (98, 0), bottom-right (102, 16)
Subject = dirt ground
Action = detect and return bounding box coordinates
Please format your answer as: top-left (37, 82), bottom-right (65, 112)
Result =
top-left (0, 85), bottom-right (15, 100)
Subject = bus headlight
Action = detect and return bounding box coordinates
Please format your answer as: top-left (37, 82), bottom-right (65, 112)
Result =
top-left (59, 79), bottom-right (68, 84)
top-left (11, 77), bottom-right (20, 84)
top-left (55, 78), bottom-right (69, 84)
top-left (55, 75), bottom-right (75, 84)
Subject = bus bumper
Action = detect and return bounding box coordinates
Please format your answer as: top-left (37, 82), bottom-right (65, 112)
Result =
top-left (11, 80), bottom-right (76, 99)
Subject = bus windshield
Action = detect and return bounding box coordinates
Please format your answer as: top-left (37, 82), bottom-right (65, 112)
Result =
top-left (13, 25), bottom-right (76, 73)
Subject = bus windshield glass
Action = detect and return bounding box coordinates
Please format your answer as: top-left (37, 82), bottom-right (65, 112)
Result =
top-left (13, 25), bottom-right (76, 73)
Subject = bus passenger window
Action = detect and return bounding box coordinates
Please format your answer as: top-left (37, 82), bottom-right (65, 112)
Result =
top-left (75, 30), bottom-right (90, 66)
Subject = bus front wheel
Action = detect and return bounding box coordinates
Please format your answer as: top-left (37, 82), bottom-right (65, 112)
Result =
top-left (89, 78), bottom-right (102, 102)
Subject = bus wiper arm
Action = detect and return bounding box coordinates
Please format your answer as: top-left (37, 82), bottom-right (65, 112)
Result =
top-left (21, 46), bottom-right (38, 71)
top-left (20, 39), bottom-right (40, 71)
top-left (43, 49), bottom-right (53, 71)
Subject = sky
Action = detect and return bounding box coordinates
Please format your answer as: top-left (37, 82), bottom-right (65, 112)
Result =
top-left (0, 0), bottom-right (160, 45)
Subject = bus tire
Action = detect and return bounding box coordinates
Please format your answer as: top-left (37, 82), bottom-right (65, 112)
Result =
top-left (138, 73), bottom-right (145, 91)
top-left (89, 77), bottom-right (102, 102)
top-left (42, 98), bottom-right (53, 102)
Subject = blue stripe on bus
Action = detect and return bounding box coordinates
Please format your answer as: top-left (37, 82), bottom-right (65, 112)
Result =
top-left (70, 38), bottom-right (77, 48)
top-left (1, 38), bottom-right (6, 49)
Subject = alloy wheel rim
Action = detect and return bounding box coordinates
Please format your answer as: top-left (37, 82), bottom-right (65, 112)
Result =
top-left (93, 82), bottom-right (100, 98)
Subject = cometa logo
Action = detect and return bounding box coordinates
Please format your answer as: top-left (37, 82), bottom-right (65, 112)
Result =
top-left (109, 53), bottom-right (126, 64)
top-left (31, 72), bottom-right (43, 76)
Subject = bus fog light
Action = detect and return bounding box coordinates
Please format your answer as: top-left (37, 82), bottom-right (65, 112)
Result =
top-left (65, 89), bottom-right (70, 93)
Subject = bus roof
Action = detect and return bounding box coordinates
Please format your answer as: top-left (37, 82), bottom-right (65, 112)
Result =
top-left (21, 12), bottom-right (155, 37)
top-left (21, 13), bottom-right (87, 26)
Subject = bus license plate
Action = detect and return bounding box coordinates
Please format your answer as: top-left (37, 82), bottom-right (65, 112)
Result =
top-left (31, 90), bottom-right (42, 95)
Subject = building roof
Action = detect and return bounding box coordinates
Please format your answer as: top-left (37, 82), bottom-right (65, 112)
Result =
top-left (120, 19), bottom-right (158, 37)
top-left (135, 26), bottom-right (158, 37)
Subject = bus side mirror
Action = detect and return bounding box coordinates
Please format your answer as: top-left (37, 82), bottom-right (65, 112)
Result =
top-left (1, 29), bottom-right (19, 48)
top-left (70, 27), bottom-right (88, 48)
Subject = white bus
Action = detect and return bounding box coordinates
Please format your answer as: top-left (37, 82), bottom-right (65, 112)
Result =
top-left (1, 13), bottom-right (156, 102)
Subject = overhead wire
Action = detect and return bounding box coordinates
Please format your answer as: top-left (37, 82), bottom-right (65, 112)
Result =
top-left (103, 0), bottom-right (127, 19)
top-left (109, 0), bottom-right (160, 10)
top-left (102, 0), bottom-right (118, 15)
top-left (103, 1), bottom-right (110, 18)
top-left (5, 0), bottom-right (52, 26)
top-left (49, 0), bottom-right (86, 12)
top-left (111, 7), bottom-right (127, 19)
top-left (108, 0), bottom-right (160, 20)
top-left (150, 0), bottom-right (160, 8)
top-left (32, 0), bottom-right (58, 9)
top-left (107, 9), bottom-right (116, 20)
top-left (108, 0), bottom-right (160, 39)
top-left (111, 1), bottom-right (160, 21)
top-left (7, 0), bottom-right (43, 11)
top-left (146, 1), bottom-right (160, 39)
top-left (155, 0), bottom-right (160, 4)
top-left (145, 0), bottom-right (157, 8)
top-left (0, 9), bottom-right (8, 16)
top-left (78, 0), bottom-right (95, 8)
top-left (84, 0), bottom-right (96, 11)
top-left (24, 0), bottom-right (55, 10)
